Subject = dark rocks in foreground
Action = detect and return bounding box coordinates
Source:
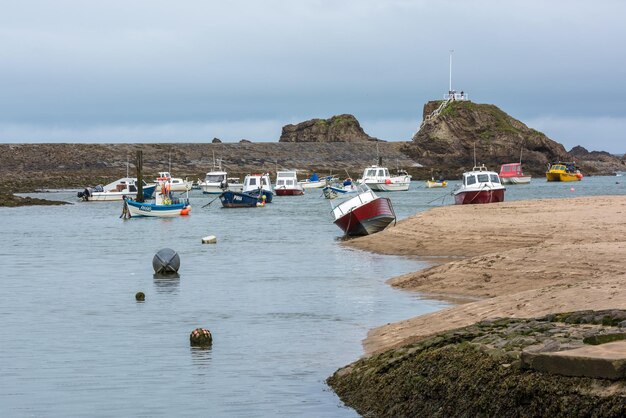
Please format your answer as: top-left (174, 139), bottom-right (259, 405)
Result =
top-left (0, 193), bottom-right (69, 207)
top-left (279, 114), bottom-right (379, 143)
top-left (328, 310), bottom-right (626, 418)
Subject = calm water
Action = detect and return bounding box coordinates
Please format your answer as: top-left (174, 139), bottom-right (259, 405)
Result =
top-left (2, 176), bottom-right (624, 417)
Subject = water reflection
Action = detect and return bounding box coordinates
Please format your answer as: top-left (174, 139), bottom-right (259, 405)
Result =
top-left (190, 346), bottom-right (212, 369)
top-left (153, 273), bottom-right (180, 293)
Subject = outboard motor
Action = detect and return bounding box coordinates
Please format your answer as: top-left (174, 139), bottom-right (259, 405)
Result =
top-left (77, 187), bottom-right (92, 200)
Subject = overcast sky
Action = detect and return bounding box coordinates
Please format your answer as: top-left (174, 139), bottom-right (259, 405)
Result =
top-left (1, 0), bottom-right (624, 153)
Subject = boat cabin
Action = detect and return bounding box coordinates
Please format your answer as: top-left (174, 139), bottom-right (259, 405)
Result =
top-left (204, 171), bottom-right (227, 183)
top-left (499, 163), bottom-right (525, 178)
top-left (462, 165), bottom-right (502, 187)
top-left (275, 171), bottom-right (298, 189)
top-left (549, 162), bottom-right (578, 173)
top-left (361, 165), bottom-right (390, 180)
top-left (243, 173), bottom-right (272, 192)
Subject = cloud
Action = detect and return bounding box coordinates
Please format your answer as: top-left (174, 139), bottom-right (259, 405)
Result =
top-left (522, 116), bottom-right (626, 155)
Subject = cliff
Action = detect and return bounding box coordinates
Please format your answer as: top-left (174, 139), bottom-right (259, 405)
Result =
top-left (406, 100), bottom-right (624, 177)
top-left (279, 114), bottom-right (378, 143)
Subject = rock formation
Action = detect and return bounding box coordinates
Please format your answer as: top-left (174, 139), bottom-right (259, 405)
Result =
top-left (406, 100), bottom-right (570, 176)
top-left (279, 114), bottom-right (378, 143)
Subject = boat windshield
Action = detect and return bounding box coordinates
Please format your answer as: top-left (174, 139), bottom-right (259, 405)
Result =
top-left (248, 178), bottom-right (257, 186)
top-left (205, 174), bottom-right (225, 182)
top-left (477, 174), bottom-right (489, 183)
top-left (261, 177), bottom-right (269, 186)
top-left (466, 175), bottom-right (476, 185)
top-left (366, 169), bottom-right (377, 177)
top-left (490, 174), bottom-right (500, 183)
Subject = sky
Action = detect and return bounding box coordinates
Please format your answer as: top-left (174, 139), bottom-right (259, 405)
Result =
top-left (1, 0), bottom-right (625, 153)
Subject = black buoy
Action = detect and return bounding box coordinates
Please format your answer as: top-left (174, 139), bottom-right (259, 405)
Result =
top-left (135, 292), bottom-right (145, 301)
top-left (190, 328), bottom-right (213, 347)
top-left (152, 248), bottom-right (180, 274)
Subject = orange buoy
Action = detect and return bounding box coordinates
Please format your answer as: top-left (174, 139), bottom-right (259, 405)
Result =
top-left (180, 206), bottom-right (191, 216)
top-left (385, 179), bottom-right (392, 184)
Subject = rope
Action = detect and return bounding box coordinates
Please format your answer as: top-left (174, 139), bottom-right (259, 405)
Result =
top-left (202, 195), bottom-right (221, 208)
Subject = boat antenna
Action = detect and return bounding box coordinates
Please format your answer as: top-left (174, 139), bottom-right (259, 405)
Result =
top-left (126, 155), bottom-right (129, 178)
top-left (168, 149), bottom-right (172, 173)
top-left (519, 146), bottom-right (523, 164)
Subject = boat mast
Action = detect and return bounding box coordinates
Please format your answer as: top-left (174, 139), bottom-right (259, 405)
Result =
top-left (449, 49), bottom-right (454, 94)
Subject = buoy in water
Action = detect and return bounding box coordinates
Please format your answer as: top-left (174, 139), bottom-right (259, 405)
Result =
top-left (570, 187), bottom-right (575, 192)
top-left (385, 178), bottom-right (392, 184)
top-left (180, 206), bottom-right (191, 216)
top-left (202, 235), bottom-right (217, 244)
top-left (190, 328), bottom-right (213, 347)
top-left (135, 291), bottom-right (145, 301)
top-left (152, 248), bottom-right (180, 274)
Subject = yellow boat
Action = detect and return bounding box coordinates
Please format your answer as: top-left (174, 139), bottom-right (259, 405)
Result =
top-left (545, 162), bottom-right (583, 182)
top-left (426, 179), bottom-right (447, 188)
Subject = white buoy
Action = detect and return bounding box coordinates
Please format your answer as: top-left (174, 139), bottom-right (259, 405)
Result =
top-left (202, 235), bottom-right (217, 244)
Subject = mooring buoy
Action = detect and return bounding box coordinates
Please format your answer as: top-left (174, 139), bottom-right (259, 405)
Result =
top-left (190, 328), bottom-right (213, 347)
top-left (153, 248), bottom-right (180, 274)
top-left (202, 235), bottom-right (217, 244)
top-left (135, 292), bottom-right (145, 301)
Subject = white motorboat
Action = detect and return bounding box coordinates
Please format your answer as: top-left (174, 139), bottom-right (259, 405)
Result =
top-left (298, 173), bottom-right (326, 189)
top-left (357, 165), bottom-right (411, 191)
top-left (77, 177), bottom-right (157, 202)
top-left (275, 171), bottom-right (304, 196)
top-left (454, 164), bottom-right (506, 205)
top-left (155, 171), bottom-right (192, 192)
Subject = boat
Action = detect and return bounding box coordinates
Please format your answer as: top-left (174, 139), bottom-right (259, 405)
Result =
top-left (357, 165), bottom-right (411, 191)
top-left (199, 155), bottom-right (243, 194)
top-left (298, 173), bottom-right (326, 189)
top-left (453, 164), bottom-right (506, 205)
top-left (499, 163), bottom-right (531, 185)
top-left (546, 162), bottom-right (583, 182)
top-left (219, 190), bottom-right (267, 208)
top-left (122, 180), bottom-right (191, 218)
top-left (275, 171), bottom-right (304, 196)
top-left (226, 177), bottom-right (244, 192)
top-left (331, 185), bottom-right (396, 236)
top-left (78, 177), bottom-right (157, 202)
top-left (322, 178), bottom-right (358, 199)
top-left (155, 171), bottom-right (192, 192)
top-left (242, 173), bottom-right (274, 203)
top-left (426, 178), bottom-right (447, 188)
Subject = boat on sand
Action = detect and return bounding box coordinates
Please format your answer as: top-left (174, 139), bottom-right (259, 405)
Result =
top-left (454, 164), bottom-right (505, 205)
top-left (331, 185), bottom-right (396, 236)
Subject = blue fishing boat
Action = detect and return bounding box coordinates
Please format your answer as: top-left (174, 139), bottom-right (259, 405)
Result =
top-left (219, 191), bottom-right (267, 208)
top-left (122, 181), bottom-right (191, 218)
top-left (242, 173), bottom-right (274, 203)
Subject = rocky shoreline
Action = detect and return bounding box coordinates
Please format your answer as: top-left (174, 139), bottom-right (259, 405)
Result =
top-left (328, 196), bottom-right (626, 416)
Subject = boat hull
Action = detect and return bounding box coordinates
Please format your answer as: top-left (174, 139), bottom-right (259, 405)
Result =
top-left (546, 172), bottom-right (581, 182)
top-left (86, 185), bottom-right (157, 201)
top-left (219, 191), bottom-right (263, 208)
top-left (501, 176), bottom-right (531, 185)
top-left (454, 188), bottom-right (505, 205)
top-left (275, 188), bottom-right (304, 196)
top-left (426, 181), bottom-right (447, 188)
top-left (366, 181), bottom-right (410, 192)
top-left (299, 181), bottom-right (326, 189)
top-left (245, 188), bottom-right (274, 203)
top-left (334, 197), bottom-right (395, 236)
top-left (125, 199), bottom-right (188, 217)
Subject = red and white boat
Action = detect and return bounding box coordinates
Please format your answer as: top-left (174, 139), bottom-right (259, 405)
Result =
top-left (499, 163), bottom-right (531, 185)
top-left (331, 185), bottom-right (396, 236)
top-left (275, 171), bottom-right (304, 196)
top-left (454, 164), bottom-right (506, 205)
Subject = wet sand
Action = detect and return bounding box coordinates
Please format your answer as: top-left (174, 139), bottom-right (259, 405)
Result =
top-left (346, 195), bottom-right (626, 355)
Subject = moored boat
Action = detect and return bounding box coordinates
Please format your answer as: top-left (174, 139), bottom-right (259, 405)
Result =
top-left (426, 178), bottom-right (447, 188)
top-left (78, 177), bottom-right (156, 202)
top-left (331, 185), bottom-right (396, 236)
top-left (243, 173), bottom-right (274, 203)
top-left (546, 162), bottom-right (583, 182)
top-left (275, 171), bottom-right (304, 196)
top-left (122, 180), bottom-right (190, 218)
top-left (322, 178), bottom-right (358, 199)
top-left (298, 173), bottom-right (326, 189)
top-left (357, 165), bottom-right (411, 191)
top-left (499, 163), bottom-right (531, 185)
top-left (219, 190), bottom-right (267, 208)
top-left (454, 164), bottom-right (506, 205)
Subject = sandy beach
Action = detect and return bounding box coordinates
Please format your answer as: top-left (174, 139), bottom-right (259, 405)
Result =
top-left (346, 195), bottom-right (626, 355)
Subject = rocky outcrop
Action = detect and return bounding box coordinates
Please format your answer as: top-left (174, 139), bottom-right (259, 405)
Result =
top-left (570, 146), bottom-right (625, 175)
top-left (406, 100), bottom-right (569, 177)
top-left (279, 114), bottom-right (378, 143)
top-left (328, 310), bottom-right (626, 418)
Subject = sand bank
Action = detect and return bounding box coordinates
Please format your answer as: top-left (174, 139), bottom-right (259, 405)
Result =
top-left (346, 195), bottom-right (626, 355)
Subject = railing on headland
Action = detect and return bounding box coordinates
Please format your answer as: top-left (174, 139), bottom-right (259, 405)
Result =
top-left (443, 92), bottom-right (468, 101)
